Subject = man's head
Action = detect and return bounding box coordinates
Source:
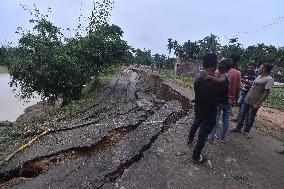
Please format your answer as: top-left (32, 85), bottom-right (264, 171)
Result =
top-left (258, 63), bottom-right (273, 75)
top-left (218, 58), bottom-right (233, 74)
top-left (202, 53), bottom-right (218, 74)
top-left (246, 64), bottom-right (255, 74)
top-left (229, 53), bottom-right (241, 69)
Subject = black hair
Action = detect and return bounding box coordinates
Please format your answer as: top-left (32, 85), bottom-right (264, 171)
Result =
top-left (219, 58), bottom-right (233, 73)
top-left (246, 63), bottom-right (255, 67)
top-left (202, 53), bottom-right (218, 69)
top-left (262, 63), bottom-right (274, 73)
top-left (229, 53), bottom-right (241, 68)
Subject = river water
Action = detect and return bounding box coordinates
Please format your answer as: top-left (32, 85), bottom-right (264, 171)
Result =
top-left (0, 73), bottom-right (41, 122)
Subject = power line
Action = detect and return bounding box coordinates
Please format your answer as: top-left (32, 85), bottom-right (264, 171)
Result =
top-left (224, 16), bottom-right (284, 40)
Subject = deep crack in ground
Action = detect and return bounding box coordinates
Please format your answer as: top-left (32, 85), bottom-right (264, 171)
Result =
top-left (0, 68), bottom-right (190, 188)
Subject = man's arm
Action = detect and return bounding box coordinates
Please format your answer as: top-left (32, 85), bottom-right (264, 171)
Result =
top-left (253, 90), bottom-right (270, 109)
top-left (206, 75), bottom-right (226, 83)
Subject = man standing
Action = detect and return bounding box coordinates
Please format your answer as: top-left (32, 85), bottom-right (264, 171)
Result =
top-left (207, 58), bottom-right (232, 144)
top-left (229, 53), bottom-right (242, 106)
top-left (187, 53), bottom-right (225, 163)
top-left (232, 63), bottom-right (274, 138)
top-left (238, 64), bottom-right (257, 111)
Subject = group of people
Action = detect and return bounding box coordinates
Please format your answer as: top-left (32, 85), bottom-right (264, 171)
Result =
top-left (187, 52), bottom-right (274, 164)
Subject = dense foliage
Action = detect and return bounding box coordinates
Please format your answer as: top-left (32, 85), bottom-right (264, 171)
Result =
top-left (168, 36), bottom-right (284, 69)
top-left (3, 1), bottom-right (129, 104)
top-left (167, 35), bottom-right (284, 80)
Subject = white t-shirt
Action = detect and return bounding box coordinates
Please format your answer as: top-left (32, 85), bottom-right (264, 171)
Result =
top-left (245, 75), bottom-right (274, 106)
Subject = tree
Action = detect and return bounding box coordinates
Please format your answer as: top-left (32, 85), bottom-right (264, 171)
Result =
top-left (7, 16), bottom-right (84, 104)
top-left (179, 40), bottom-right (200, 60)
top-left (197, 34), bottom-right (220, 59)
top-left (167, 38), bottom-right (173, 58)
top-left (6, 1), bottom-right (129, 105)
top-left (0, 46), bottom-right (7, 66)
top-left (154, 53), bottom-right (167, 68)
top-left (133, 49), bottom-right (152, 65)
top-left (276, 47), bottom-right (284, 67)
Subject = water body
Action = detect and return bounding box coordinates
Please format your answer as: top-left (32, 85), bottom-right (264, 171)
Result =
top-left (0, 73), bottom-right (41, 121)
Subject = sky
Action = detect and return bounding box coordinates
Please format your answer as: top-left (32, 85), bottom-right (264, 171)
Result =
top-left (0, 0), bottom-right (284, 54)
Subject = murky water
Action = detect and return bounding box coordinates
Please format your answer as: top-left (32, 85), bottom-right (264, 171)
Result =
top-left (0, 73), bottom-right (41, 121)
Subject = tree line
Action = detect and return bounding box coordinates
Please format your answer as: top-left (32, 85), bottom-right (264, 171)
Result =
top-left (167, 34), bottom-right (284, 70)
top-left (0, 1), bottom-right (283, 105)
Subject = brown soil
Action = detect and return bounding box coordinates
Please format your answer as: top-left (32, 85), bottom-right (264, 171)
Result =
top-left (257, 107), bottom-right (284, 129)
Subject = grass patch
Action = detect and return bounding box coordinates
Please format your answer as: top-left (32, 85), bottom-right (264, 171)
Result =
top-left (158, 69), bottom-right (195, 90)
top-left (158, 69), bottom-right (175, 81)
top-left (263, 87), bottom-right (284, 109)
top-left (179, 74), bottom-right (195, 89)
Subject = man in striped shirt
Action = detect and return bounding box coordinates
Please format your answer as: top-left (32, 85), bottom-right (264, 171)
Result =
top-left (238, 64), bottom-right (257, 110)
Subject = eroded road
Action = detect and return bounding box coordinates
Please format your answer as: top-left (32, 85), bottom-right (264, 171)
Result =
top-left (0, 68), bottom-right (283, 189)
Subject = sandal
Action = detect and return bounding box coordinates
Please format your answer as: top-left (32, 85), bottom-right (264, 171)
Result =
top-left (218, 138), bottom-right (226, 143)
top-left (243, 132), bottom-right (251, 139)
top-left (193, 155), bottom-right (208, 164)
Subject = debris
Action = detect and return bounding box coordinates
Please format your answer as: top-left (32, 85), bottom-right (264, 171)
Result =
top-left (208, 159), bottom-right (213, 169)
top-left (175, 151), bottom-right (186, 156)
top-left (3, 130), bottom-right (50, 163)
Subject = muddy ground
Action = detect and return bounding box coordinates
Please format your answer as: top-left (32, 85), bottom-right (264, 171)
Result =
top-left (0, 68), bottom-right (283, 189)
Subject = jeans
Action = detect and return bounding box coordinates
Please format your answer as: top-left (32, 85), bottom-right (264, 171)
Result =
top-left (188, 117), bottom-right (216, 160)
top-left (236, 103), bottom-right (258, 133)
top-left (208, 104), bottom-right (232, 141)
top-left (238, 90), bottom-right (249, 110)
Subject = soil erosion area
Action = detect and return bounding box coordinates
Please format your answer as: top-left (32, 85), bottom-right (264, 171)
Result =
top-left (0, 68), bottom-right (283, 189)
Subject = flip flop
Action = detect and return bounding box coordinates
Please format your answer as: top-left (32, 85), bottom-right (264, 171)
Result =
top-left (193, 155), bottom-right (208, 164)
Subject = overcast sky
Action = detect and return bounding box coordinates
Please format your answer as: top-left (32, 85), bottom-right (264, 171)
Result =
top-left (1, 0), bottom-right (283, 54)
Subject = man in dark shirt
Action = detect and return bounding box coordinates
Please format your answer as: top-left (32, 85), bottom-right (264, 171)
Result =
top-left (187, 53), bottom-right (225, 163)
top-left (238, 64), bottom-right (257, 110)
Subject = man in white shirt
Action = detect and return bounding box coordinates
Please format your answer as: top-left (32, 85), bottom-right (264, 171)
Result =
top-left (231, 63), bottom-right (274, 138)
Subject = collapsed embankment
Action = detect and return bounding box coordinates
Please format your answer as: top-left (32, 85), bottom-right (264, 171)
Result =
top-left (0, 68), bottom-right (193, 188)
top-left (1, 68), bottom-right (283, 189)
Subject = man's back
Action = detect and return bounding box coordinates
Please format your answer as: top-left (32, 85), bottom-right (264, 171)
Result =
top-left (194, 75), bottom-right (224, 120)
top-left (228, 68), bottom-right (241, 104)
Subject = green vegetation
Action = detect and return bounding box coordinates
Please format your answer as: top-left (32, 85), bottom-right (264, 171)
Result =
top-left (0, 66), bottom-right (8, 74)
top-left (159, 69), bottom-right (175, 81)
top-left (167, 36), bottom-right (284, 80)
top-left (179, 74), bottom-right (195, 89)
top-left (0, 1), bottom-right (282, 106)
top-left (125, 48), bottom-right (176, 69)
top-left (63, 64), bottom-right (122, 115)
top-left (263, 87), bottom-right (284, 109)
top-left (0, 65), bottom-right (121, 159)
top-left (159, 69), bottom-right (195, 90)
top-left (2, 1), bottom-right (128, 105)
